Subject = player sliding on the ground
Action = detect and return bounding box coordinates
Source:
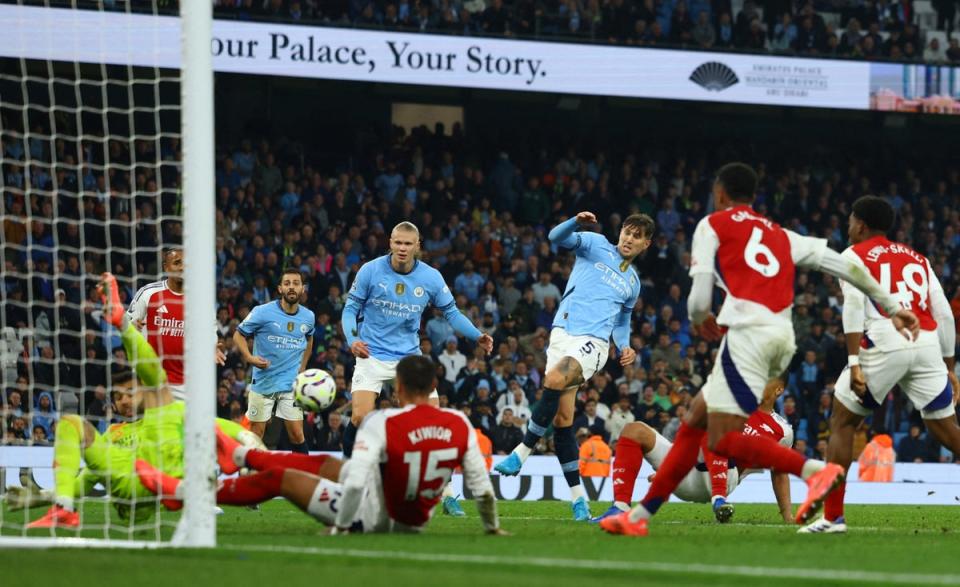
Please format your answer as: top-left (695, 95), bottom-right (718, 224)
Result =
top-left (593, 377), bottom-right (794, 524)
top-left (800, 196), bottom-right (960, 534)
top-left (23, 273), bottom-right (261, 528)
top-left (137, 355), bottom-right (507, 535)
top-left (340, 221), bottom-right (493, 516)
top-left (600, 163), bottom-right (920, 537)
top-left (495, 211), bottom-right (653, 521)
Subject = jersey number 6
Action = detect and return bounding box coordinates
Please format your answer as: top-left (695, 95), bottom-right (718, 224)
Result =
top-left (744, 227), bottom-right (781, 277)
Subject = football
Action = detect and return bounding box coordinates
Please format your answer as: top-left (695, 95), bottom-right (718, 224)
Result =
top-left (292, 369), bottom-right (337, 412)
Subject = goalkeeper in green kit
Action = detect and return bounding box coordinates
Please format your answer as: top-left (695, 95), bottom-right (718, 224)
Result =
top-left (16, 273), bottom-right (259, 528)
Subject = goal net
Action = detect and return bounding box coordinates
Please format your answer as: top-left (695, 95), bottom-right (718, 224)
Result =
top-left (0, 0), bottom-right (216, 547)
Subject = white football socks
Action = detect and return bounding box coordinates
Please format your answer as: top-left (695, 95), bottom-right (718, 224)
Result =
top-left (514, 443), bottom-right (533, 461)
top-left (628, 504), bottom-right (652, 523)
top-left (233, 445), bottom-right (252, 468)
top-left (569, 484), bottom-right (585, 501)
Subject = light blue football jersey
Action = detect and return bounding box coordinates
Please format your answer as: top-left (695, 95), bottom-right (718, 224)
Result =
top-left (237, 300), bottom-right (315, 394)
top-left (553, 232), bottom-right (641, 341)
top-left (347, 255), bottom-right (457, 360)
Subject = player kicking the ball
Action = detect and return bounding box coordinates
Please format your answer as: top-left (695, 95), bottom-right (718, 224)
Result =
top-left (137, 355), bottom-right (506, 535)
top-left (593, 377), bottom-right (794, 524)
top-left (340, 221), bottom-right (493, 516)
top-left (494, 211), bottom-right (653, 521)
top-left (800, 196), bottom-right (960, 534)
top-left (601, 163), bottom-right (919, 537)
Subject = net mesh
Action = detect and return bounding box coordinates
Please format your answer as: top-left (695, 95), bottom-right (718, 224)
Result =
top-left (0, 0), bottom-right (187, 541)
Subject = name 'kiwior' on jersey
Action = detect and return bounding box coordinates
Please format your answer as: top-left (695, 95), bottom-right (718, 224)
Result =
top-left (553, 231), bottom-right (641, 342)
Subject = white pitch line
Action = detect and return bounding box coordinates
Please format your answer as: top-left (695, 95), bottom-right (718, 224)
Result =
top-left (496, 516), bottom-right (947, 533)
top-left (222, 544), bottom-right (960, 585)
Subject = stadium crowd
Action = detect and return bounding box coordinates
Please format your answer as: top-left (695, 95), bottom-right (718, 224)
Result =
top-left (209, 0), bottom-right (960, 62)
top-left (3, 117), bottom-right (960, 465)
top-left (6, 0), bottom-right (960, 62)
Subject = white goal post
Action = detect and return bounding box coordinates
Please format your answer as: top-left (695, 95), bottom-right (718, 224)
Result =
top-left (0, 0), bottom-right (215, 548)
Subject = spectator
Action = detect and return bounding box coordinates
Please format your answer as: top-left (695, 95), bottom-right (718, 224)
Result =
top-left (605, 395), bottom-right (636, 443)
top-left (313, 411), bottom-right (346, 451)
top-left (573, 398), bottom-right (607, 440)
top-left (491, 408), bottom-right (525, 454)
top-left (439, 337), bottom-right (467, 384)
top-left (770, 13), bottom-right (798, 51)
top-left (454, 260), bottom-right (485, 303)
top-left (925, 37), bottom-right (947, 61)
top-left (497, 380), bottom-right (531, 421)
top-left (577, 427), bottom-right (612, 477)
top-left (531, 272), bottom-right (561, 308)
top-left (897, 424), bottom-right (930, 463)
top-left (692, 11), bottom-right (716, 47)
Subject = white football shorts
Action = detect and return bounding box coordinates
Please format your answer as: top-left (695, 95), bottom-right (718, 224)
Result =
top-left (835, 332), bottom-right (953, 420)
top-left (351, 356), bottom-right (439, 399)
top-left (546, 328), bottom-right (610, 381)
top-left (703, 324), bottom-right (796, 418)
top-left (245, 390), bottom-right (303, 422)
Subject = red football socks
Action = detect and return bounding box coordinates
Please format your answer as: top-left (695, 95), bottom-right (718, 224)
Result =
top-left (612, 436), bottom-right (645, 505)
top-left (245, 450), bottom-right (330, 475)
top-left (714, 430), bottom-right (806, 477)
top-left (216, 468), bottom-right (285, 505)
top-left (701, 438), bottom-right (730, 499)
top-left (639, 423), bottom-right (705, 515)
top-left (824, 480), bottom-right (846, 521)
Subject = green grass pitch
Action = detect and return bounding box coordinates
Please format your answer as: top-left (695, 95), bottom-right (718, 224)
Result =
top-left (3, 500), bottom-right (960, 586)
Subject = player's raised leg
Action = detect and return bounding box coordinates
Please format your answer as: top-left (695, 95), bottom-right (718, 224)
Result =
top-left (216, 424), bottom-right (342, 479)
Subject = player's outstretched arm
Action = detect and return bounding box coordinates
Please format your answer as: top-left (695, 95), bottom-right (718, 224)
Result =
top-left (332, 419), bottom-right (384, 533)
top-left (548, 212), bottom-right (595, 248)
top-left (807, 242), bottom-right (919, 339)
top-left (612, 308), bottom-right (637, 366)
top-left (462, 435), bottom-right (504, 534)
top-left (771, 471), bottom-right (792, 523)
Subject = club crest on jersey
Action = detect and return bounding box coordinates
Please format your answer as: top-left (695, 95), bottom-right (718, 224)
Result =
top-left (395, 283), bottom-right (405, 295)
top-left (287, 322), bottom-right (295, 332)
top-left (413, 286), bottom-right (425, 298)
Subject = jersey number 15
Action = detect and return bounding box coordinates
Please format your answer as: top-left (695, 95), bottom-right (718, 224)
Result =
top-left (402, 448), bottom-right (459, 500)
